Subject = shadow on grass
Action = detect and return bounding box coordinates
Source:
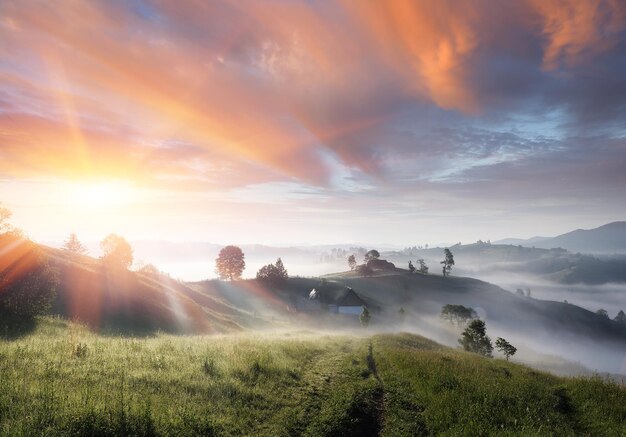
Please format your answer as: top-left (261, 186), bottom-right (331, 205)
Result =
top-left (0, 317), bottom-right (37, 340)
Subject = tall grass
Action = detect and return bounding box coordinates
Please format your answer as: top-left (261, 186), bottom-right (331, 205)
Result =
top-left (0, 319), bottom-right (624, 436)
top-left (0, 318), bottom-right (379, 436)
top-left (374, 333), bottom-right (626, 436)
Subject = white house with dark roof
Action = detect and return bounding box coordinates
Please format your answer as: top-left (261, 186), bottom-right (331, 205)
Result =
top-left (333, 287), bottom-right (367, 315)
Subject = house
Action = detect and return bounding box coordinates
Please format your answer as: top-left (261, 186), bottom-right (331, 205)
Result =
top-left (332, 287), bottom-right (367, 315)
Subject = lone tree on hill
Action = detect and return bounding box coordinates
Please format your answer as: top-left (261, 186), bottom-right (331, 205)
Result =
top-left (441, 248), bottom-right (455, 277)
top-left (100, 234), bottom-right (133, 269)
top-left (418, 258), bottom-right (429, 274)
top-left (441, 304), bottom-right (477, 327)
top-left (615, 310), bottom-right (626, 325)
top-left (596, 308), bottom-right (609, 318)
top-left (215, 245), bottom-right (245, 280)
top-left (256, 258), bottom-right (288, 287)
top-left (348, 254), bottom-right (357, 270)
top-left (495, 337), bottom-right (517, 360)
top-left (459, 319), bottom-right (493, 357)
top-left (408, 260), bottom-right (416, 274)
top-left (63, 233), bottom-right (88, 255)
top-left (364, 249), bottom-right (380, 263)
top-left (398, 307), bottom-right (406, 321)
top-left (360, 306), bottom-right (371, 327)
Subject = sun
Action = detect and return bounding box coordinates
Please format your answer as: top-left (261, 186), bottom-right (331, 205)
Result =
top-left (68, 181), bottom-right (135, 208)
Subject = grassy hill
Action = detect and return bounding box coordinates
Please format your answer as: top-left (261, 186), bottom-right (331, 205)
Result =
top-left (3, 237), bottom-right (625, 373)
top-left (0, 318), bottom-right (624, 436)
top-left (190, 270), bottom-right (626, 374)
top-left (0, 236), bottom-right (258, 336)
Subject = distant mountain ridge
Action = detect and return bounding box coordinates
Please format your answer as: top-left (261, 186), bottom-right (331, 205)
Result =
top-left (496, 221), bottom-right (626, 254)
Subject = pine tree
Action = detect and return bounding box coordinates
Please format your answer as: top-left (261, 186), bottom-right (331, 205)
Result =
top-left (275, 257), bottom-right (288, 280)
top-left (63, 233), bottom-right (88, 255)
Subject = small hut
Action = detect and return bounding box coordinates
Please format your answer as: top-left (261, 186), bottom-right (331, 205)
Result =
top-left (334, 287), bottom-right (367, 315)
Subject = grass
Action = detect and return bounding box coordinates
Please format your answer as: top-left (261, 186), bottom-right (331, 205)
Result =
top-left (374, 333), bottom-right (626, 436)
top-left (0, 318), bottom-right (624, 436)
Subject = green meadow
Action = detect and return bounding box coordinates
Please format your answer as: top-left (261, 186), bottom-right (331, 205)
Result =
top-left (0, 318), bottom-right (624, 436)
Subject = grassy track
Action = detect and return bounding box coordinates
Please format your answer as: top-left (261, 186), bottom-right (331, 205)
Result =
top-left (1, 318), bottom-right (624, 436)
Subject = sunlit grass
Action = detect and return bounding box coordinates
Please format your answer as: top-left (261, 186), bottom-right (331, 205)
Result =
top-left (0, 319), bottom-right (624, 436)
top-left (0, 318), bottom-right (378, 436)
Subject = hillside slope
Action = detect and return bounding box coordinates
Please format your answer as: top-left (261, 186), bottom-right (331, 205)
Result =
top-left (190, 270), bottom-right (626, 373)
top-left (44, 247), bottom-right (256, 334)
top-left (1, 320), bottom-right (624, 436)
top-left (0, 235), bottom-right (250, 334)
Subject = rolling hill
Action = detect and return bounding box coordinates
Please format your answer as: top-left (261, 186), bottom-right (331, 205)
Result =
top-left (497, 221), bottom-right (626, 254)
top-left (0, 319), bottom-right (624, 436)
top-left (2, 236), bottom-right (625, 373)
top-left (385, 241), bottom-right (626, 284)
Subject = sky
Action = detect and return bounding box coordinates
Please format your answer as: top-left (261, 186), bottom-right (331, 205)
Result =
top-left (1, 0), bottom-right (625, 246)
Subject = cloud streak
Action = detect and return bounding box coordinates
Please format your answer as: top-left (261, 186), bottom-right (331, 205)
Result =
top-left (0, 0), bottom-right (625, 242)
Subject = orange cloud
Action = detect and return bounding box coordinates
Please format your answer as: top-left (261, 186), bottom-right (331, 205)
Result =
top-left (531, 0), bottom-right (626, 70)
top-left (0, 0), bottom-right (623, 188)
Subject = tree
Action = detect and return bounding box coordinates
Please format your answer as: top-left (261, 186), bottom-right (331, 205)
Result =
top-left (138, 263), bottom-right (161, 276)
top-left (596, 309), bottom-right (609, 318)
top-left (275, 257), bottom-right (288, 279)
top-left (356, 264), bottom-right (374, 277)
top-left (398, 307), bottom-right (406, 320)
top-left (417, 258), bottom-right (429, 274)
top-left (614, 310), bottom-right (626, 325)
top-left (441, 304), bottom-right (477, 326)
top-left (364, 249), bottom-right (380, 263)
top-left (63, 233), bottom-right (87, 255)
top-left (408, 260), bottom-right (416, 274)
top-left (348, 254), bottom-right (357, 271)
top-left (256, 258), bottom-right (288, 287)
top-left (459, 319), bottom-right (493, 357)
top-left (0, 236), bottom-right (59, 320)
top-left (360, 306), bottom-right (371, 327)
top-left (495, 337), bottom-right (517, 360)
top-left (0, 205), bottom-right (12, 234)
top-left (215, 245), bottom-right (245, 280)
top-left (100, 234), bottom-right (133, 269)
top-left (516, 288), bottom-right (525, 296)
top-left (441, 248), bottom-right (455, 276)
